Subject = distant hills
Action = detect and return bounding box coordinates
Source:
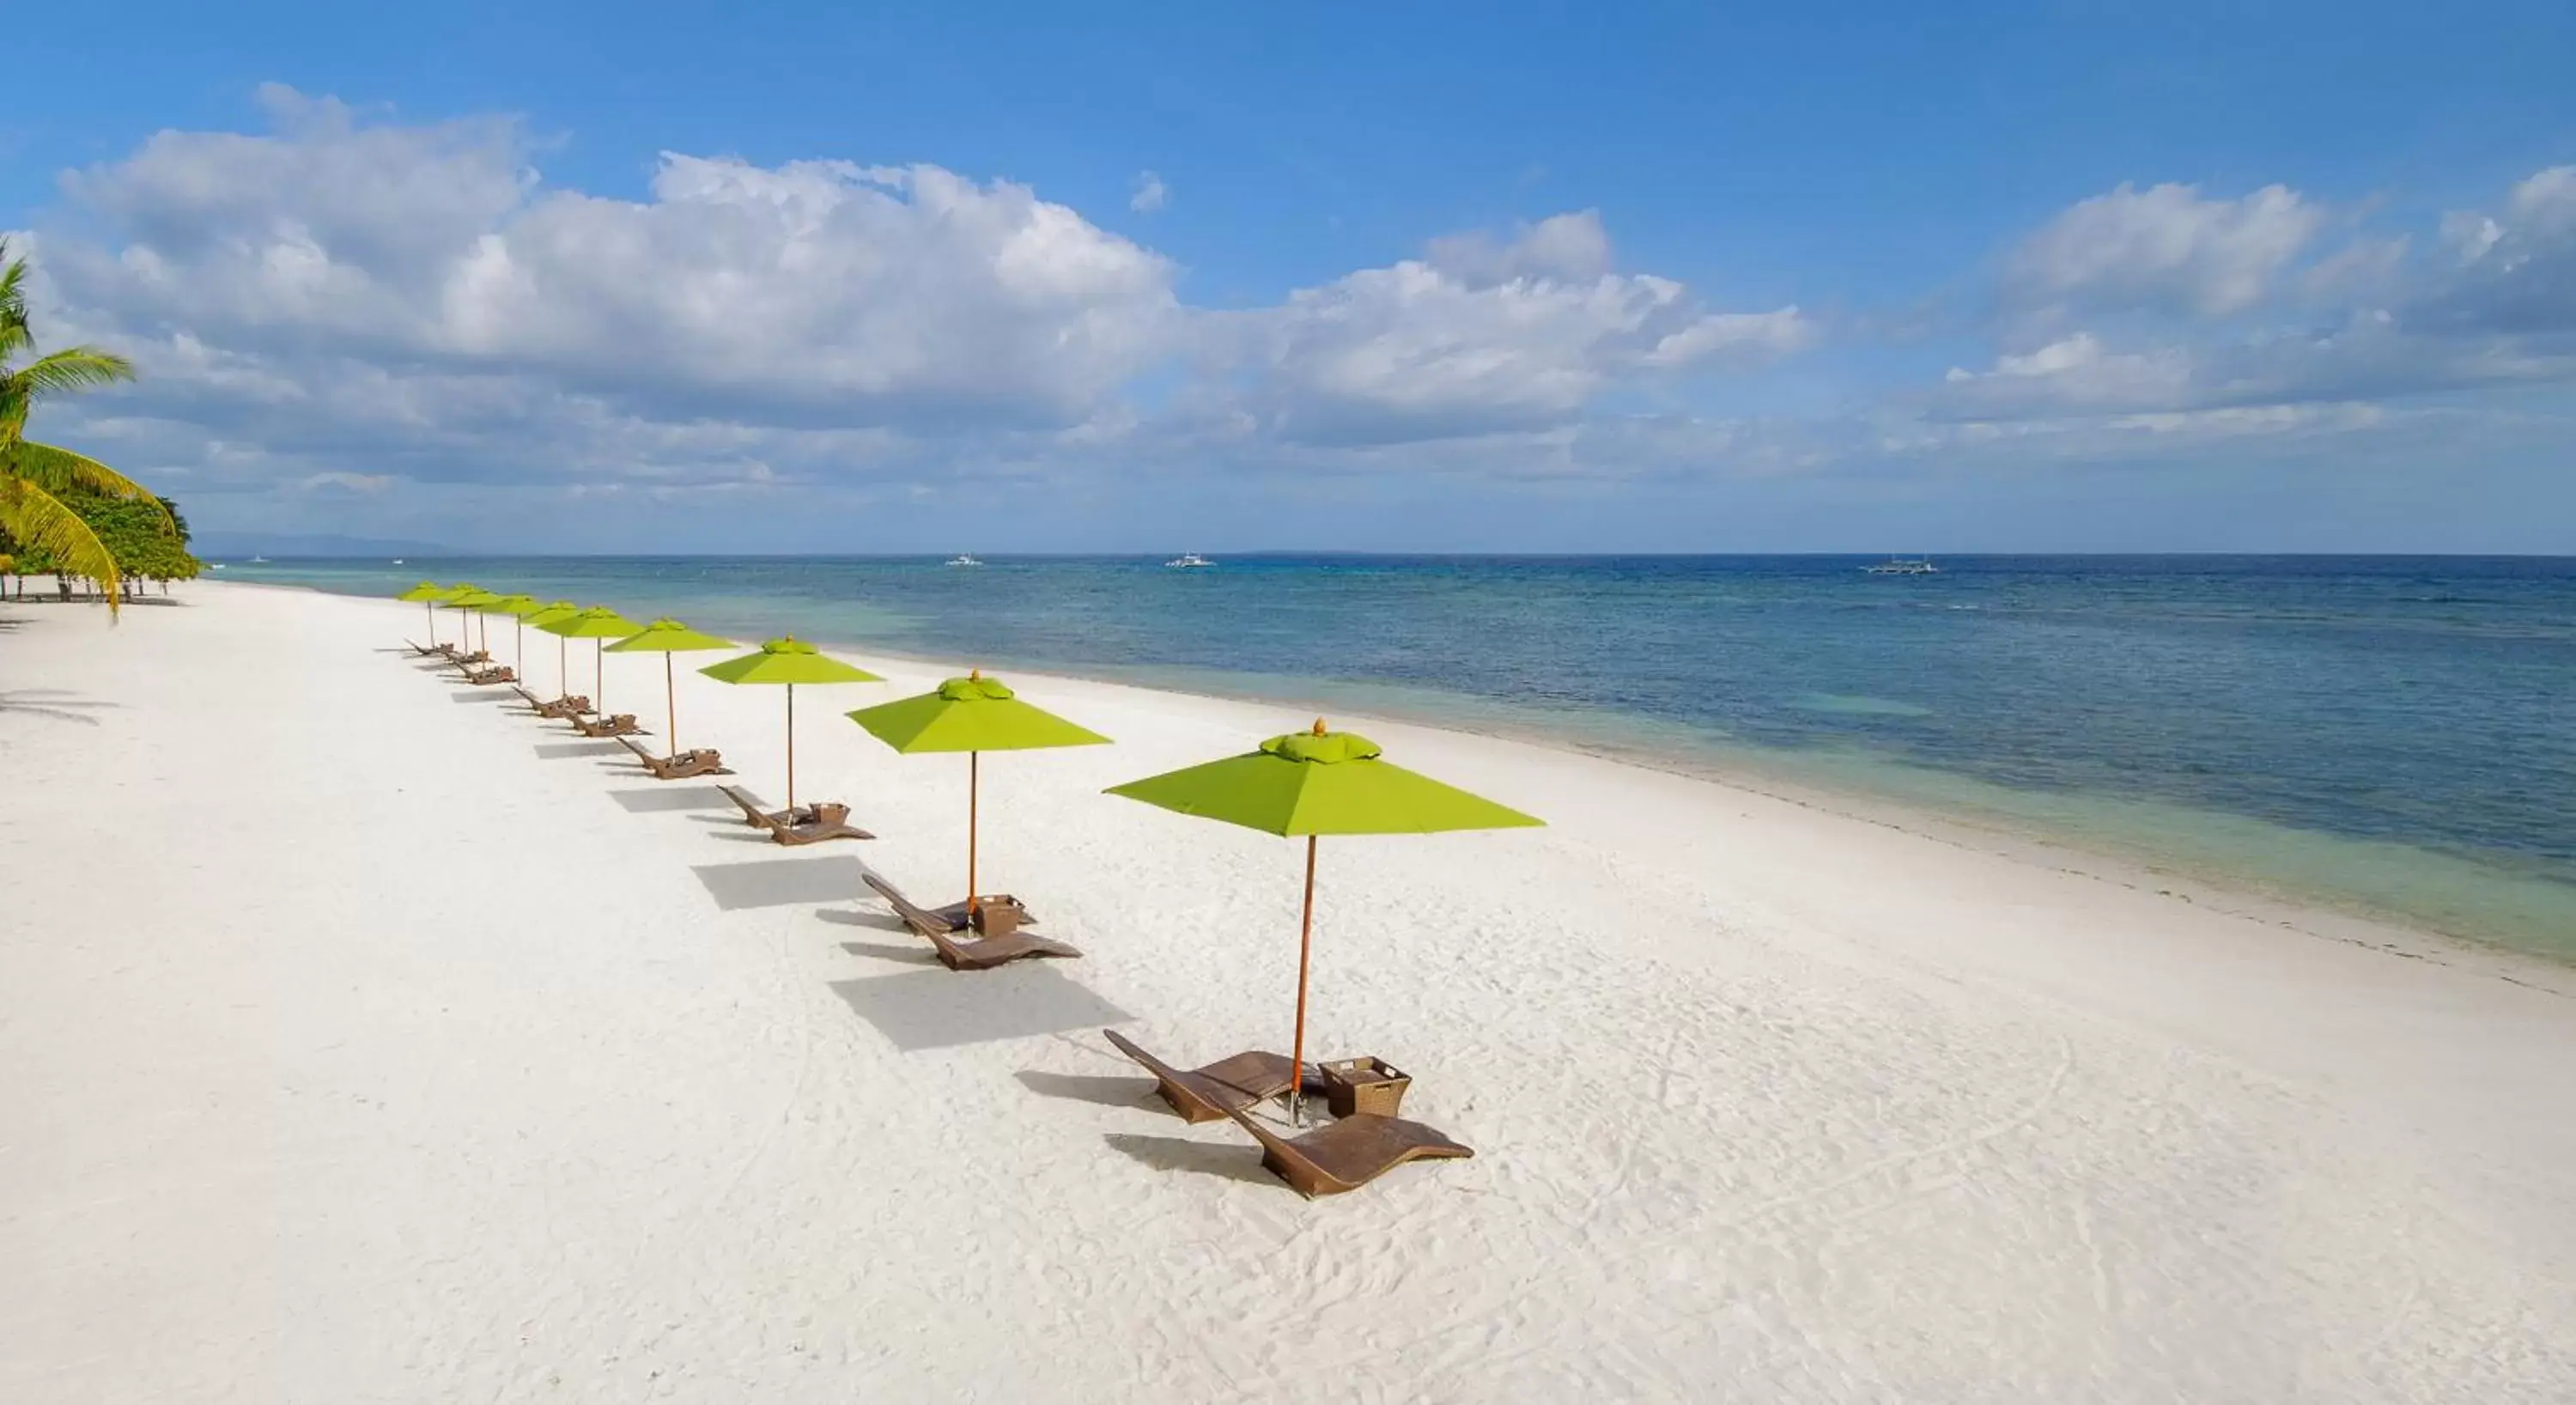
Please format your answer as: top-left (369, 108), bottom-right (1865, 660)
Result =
top-left (195, 532), bottom-right (462, 559)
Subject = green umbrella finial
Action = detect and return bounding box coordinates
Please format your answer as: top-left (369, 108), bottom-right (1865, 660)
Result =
top-left (847, 672), bottom-right (1108, 753)
top-left (605, 617), bottom-right (735, 654)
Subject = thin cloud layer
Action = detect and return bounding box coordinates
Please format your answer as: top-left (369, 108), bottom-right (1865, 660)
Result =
top-left (1942, 167), bottom-right (2576, 423)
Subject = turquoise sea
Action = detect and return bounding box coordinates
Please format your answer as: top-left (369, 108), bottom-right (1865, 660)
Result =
top-left (223, 554), bottom-right (2576, 961)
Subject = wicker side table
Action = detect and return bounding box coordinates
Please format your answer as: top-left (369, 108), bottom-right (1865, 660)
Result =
top-left (1318, 1056), bottom-right (1411, 1118)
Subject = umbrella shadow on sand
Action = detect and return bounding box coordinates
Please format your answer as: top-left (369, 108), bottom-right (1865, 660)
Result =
top-left (611, 786), bottom-right (730, 815)
top-left (691, 855), bottom-right (870, 911)
top-left (829, 964), bottom-right (1133, 1052)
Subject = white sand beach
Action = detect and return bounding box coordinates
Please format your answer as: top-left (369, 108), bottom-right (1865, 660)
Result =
top-left (4, 581), bottom-right (2573, 1403)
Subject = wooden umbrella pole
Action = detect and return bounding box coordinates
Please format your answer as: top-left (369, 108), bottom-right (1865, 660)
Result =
top-left (1290, 835), bottom-right (1319, 1127)
top-left (966, 751), bottom-right (981, 917)
top-left (558, 636), bottom-right (568, 699)
top-left (595, 639), bottom-right (605, 714)
top-left (665, 654), bottom-right (677, 757)
top-left (785, 684), bottom-right (796, 812)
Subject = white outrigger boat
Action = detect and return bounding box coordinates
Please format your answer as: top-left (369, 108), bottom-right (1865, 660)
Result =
top-left (1863, 557), bottom-right (1939, 575)
top-left (1164, 552), bottom-right (1215, 569)
top-left (945, 554), bottom-right (984, 568)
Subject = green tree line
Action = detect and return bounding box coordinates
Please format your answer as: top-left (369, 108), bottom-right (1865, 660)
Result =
top-left (1, 490), bottom-right (203, 598)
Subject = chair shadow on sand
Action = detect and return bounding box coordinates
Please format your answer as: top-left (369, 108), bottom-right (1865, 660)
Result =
top-left (0, 688), bottom-right (117, 725)
top-left (1102, 1133), bottom-right (1274, 1186)
top-left (838, 939), bottom-right (939, 966)
top-left (1015, 1070), bottom-right (1151, 1109)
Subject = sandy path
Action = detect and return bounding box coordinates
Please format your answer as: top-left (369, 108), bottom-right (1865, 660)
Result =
top-left (3, 582), bottom-right (2571, 1402)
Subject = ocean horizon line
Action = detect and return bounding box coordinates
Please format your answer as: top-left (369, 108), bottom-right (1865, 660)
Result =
top-left (201, 548), bottom-right (2576, 563)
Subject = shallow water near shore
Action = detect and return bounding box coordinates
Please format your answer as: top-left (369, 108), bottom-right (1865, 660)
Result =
top-left (220, 552), bottom-right (2576, 959)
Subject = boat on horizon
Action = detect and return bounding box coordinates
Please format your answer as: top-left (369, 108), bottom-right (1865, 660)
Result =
top-left (1164, 552), bottom-right (1215, 569)
top-left (1863, 557), bottom-right (1938, 575)
top-left (945, 554), bottom-right (983, 568)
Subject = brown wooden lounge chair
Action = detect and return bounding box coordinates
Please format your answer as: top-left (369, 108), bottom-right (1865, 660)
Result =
top-left (1102, 1029), bottom-right (1297, 1123)
top-left (570, 713), bottom-right (646, 738)
top-left (447, 648), bottom-right (492, 671)
top-left (860, 872), bottom-right (1074, 970)
top-left (405, 639), bottom-right (453, 657)
top-left (461, 665), bottom-right (517, 685)
top-left (615, 733), bottom-right (732, 779)
top-left (858, 869), bottom-right (1035, 935)
top-left (715, 784), bottom-right (874, 845)
top-left (1218, 1103), bottom-right (1473, 1198)
top-left (512, 685), bottom-right (592, 719)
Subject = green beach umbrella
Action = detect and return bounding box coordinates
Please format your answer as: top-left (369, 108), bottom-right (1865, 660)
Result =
top-left (1107, 720), bottom-right (1543, 1123)
top-left (700, 637), bottom-right (883, 812)
top-left (538, 605), bottom-right (648, 717)
top-left (483, 593), bottom-right (546, 676)
top-left (846, 672), bottom-right (1109, 914)
top-left (439, 585), bottom-right (502, 656)
top-left (523, 600), bottom-right (583, 699)
top-left (605, 618), bottom-right (735, 756)
top-left (395, 581), bottom-right (449, 645)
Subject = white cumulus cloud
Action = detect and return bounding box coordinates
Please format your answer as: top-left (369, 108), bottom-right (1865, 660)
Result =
top-left (1216, 211), bottom-right (1812, 444)
top-left (2003, 181), bottom-right (2324, 320)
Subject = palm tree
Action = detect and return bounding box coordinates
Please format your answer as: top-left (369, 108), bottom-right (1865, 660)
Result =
top-left (1, 238), bottom-right (167, 615)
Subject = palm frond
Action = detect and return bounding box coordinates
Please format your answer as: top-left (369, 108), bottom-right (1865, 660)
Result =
top-left (6, 440), bottom-right (178, 538)
top-left (0, 242), bottom-right (32, 362)
top-left (0, 478), bottom-right (124, 616)
top-left (10, 346), bottom-right (137, 398)
top-left (8, 439), bottom-right (162, 500)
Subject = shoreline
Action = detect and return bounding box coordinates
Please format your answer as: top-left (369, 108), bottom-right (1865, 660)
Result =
top-left (223, 575), bottom-right (2576, 980)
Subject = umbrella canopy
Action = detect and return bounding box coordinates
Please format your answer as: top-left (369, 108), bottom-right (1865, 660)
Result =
top-left (483, 593), bottom-right (545, 674)
top-left (847, 672), bottom-right (1109, 912)
top-left (701, 637), bottom-right (884, 811)
top-left (523, 600), bottom-right (583, 698)
top-left (1107, 721), bottom-right (1541, 1122)
top-left (395, 581), bottom-right (449, 643)
top-left (848, 673), bottom-right (1111, 753)
top-left (538, 605), bottom-right (648, 715)
top-left (605, 618), bottom-right (734, 755)
top-left (438, 585), bottom-right (503, 654)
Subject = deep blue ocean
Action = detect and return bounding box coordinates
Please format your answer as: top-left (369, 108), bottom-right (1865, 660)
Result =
top-left (222, 554), bottom-right (2576, 959)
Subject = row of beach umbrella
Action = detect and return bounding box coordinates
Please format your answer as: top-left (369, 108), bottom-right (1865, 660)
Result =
top-left (398, 579), bottom-right (1541, 1133)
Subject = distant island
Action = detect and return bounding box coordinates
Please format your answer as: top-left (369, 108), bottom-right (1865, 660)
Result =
top-left (195, 532), bottom-right (460, 559)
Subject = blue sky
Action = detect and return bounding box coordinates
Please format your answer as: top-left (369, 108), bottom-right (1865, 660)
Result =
top-left (6, 1), bottom-right (2573, 552)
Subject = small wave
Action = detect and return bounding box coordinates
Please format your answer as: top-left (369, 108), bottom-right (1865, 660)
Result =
top-left (1793, 693), bottom-right (1935, 718)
